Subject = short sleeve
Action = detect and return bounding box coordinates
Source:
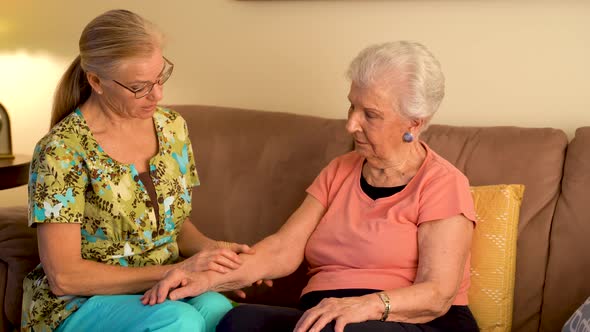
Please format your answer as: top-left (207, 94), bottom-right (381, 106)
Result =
top-left (417, 170), bottom-right (476, 225)
top-left (182, 120), bottom-right (200, 188)
top-left (306, 164), bottom-right (332, 208)
top-left (28, 139), bottom-right (88, 226)
top-left (306, 153), bottom-right (359, 208)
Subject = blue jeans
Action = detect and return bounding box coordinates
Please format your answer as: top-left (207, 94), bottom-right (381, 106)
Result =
top-left (56, 292), bottom-right (232, 332)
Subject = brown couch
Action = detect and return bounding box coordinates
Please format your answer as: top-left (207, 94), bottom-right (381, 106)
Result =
top-left (1, 104), bottom-right (589, 332)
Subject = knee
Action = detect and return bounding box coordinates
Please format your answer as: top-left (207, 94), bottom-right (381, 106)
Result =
top-left (154, 301), bottom-right (206, 331)
top-left (191, 291), bottom-right (233, 315)
top-left (185, 292), bottom-right (233, 331)
top-left (216, 305), bottom-right (250, 331)
top-left (217, 304), bottom-right (264, 332)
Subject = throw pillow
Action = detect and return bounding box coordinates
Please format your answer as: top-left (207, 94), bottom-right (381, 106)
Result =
top-left (562, 296), bottom-right (590, 332)
top-left (468, 184), bottom-right (525, 332)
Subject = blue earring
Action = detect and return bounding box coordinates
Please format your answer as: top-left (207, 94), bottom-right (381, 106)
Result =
top-left (402, 132), bottom-right (414, 143)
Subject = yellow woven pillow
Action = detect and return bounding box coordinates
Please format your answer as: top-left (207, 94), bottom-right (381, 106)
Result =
top-left (468, 184), bottom-right (525, 332)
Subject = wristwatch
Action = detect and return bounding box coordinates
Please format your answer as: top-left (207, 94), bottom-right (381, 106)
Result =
top-left (376, 292), bottom-right (390, 321)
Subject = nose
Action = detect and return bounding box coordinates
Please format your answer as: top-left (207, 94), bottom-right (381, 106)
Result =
top-left (345, 109), bottom-right (361, 134)
top-left (147, 83), bottom-right (164, 102)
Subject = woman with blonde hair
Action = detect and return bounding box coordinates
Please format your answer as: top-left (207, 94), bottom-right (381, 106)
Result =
top-left (22, 9), bottom-right (250, 332)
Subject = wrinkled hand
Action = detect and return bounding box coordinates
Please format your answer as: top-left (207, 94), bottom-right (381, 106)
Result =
top-left (141, 268), bottom-right (210, 305)
top-left (294, 295), bottom-right (380, 332)
top-left (232, 278), bottom-right (274, 299)
top-left (256, 279), bottom-right (274, 288)
top-left (181, 241), bottom-right (255, 273)
top-left (215, 241), bottom-right (255, 254)
top-left (212, 241), bottom-right (272, 299)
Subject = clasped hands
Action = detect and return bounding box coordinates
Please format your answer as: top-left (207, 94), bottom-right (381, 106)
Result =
top-left (141, 241), bottom-right (271, 305)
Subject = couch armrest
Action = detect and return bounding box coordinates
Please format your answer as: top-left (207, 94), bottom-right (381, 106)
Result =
top-left (0, 260), bottom-right (9, 332)
top-left (0, 206), bottom-right (38, 331)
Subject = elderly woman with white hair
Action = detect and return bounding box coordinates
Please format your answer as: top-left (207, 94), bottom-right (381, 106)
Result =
top-left (143, 41), bottom-right (479, 332)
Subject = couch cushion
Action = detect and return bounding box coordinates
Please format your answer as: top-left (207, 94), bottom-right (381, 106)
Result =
top-left (469, 184), bottom-right (524, 332)
top-left (0, 206), bottom-right (38, 330)
top-left (173, 105), bottom-right (352, 306)
top-left (541, 127), bottom-right (590, 332)
top-left (421, 125), bottom-right (567, 332)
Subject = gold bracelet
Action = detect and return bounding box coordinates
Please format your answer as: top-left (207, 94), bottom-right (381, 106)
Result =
top-left (377, 292), bottom-right (390, 321)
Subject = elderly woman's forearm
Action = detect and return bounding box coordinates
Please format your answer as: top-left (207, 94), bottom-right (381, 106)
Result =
top-left (253, 233), bottom-right (305, 277)
top-left (382, 281), bottom-right (457, 323)
top-left (204, 196), bottom-right (322, 292)
top-left (205, 233), bottom-right (303, 291)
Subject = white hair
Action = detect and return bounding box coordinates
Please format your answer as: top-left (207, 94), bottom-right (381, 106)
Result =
top-left (346, 41), bottom-right (445, 123)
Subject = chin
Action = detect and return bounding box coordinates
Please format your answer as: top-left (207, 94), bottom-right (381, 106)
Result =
top-left (135, 106), bottom-right (157, 118)
top-left (353, 145), bottom-right (372, 157)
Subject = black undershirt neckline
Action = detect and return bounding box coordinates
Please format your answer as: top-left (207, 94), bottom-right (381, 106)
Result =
top-left (360, 172), bottom-right (406, 200)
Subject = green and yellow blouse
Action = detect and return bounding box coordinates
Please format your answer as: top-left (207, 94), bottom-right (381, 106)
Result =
top-left (22, 107), bottom-right (199, 331)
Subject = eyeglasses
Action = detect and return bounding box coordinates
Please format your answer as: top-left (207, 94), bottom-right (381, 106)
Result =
top-left (112, 56), bottom-right (174, 99)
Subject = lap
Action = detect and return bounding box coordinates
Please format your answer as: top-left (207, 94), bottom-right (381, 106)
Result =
top-left (183, 291), bottom-right (234, 314)
top-left (217, 304), bottom-right (304, 332)
top-left (57, 292), bottom-right (232, 332)
top-left (216, 304), bottom-right (478, 332)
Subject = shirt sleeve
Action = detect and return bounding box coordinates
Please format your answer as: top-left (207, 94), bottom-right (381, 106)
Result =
top-left (183, 120), bottom-right (200, 188)
top-left (417, 170), bottom-right (476, 226)
top-left (306, 164), bottom-right (331, 208)
top-left (306, 155), bottom-right (351, 208)
top-left (28, 139), bottom-right (88, 226)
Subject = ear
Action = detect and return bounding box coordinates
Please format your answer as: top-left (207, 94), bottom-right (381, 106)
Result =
top-left (408, 118), bottom-right (426, 135)
top-left (86, 71), bottom-right (103, 95)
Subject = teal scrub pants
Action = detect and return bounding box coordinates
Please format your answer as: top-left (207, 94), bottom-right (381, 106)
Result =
top-left (55, 291), bottom-right (232, 332)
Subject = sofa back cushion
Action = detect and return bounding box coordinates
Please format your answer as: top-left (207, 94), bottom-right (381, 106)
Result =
top-left (173, 105), bottom-right (352, 306)
top-left (421, 125), bottom-right (568, 332)
top-left (541, 127), bottom-right (590, 332)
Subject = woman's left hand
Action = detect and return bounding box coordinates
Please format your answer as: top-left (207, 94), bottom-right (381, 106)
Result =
top-left (215, 240), bottom-right (255, 255)
top-left (214, 240), bottom-right (274, 299)
top-left (141, 268), bottom-right (210, 305)
top-left (180, 241), bottom-right (255, 274)
top-left (294, 295), bottom-right (381, 332)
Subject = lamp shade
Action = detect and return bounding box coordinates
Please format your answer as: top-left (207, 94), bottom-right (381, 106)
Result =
top-left (0, 103), bottom-right (14, 159)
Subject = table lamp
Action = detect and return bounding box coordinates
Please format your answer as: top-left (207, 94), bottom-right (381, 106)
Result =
top-left (0, 103), bottom-right (15, 160)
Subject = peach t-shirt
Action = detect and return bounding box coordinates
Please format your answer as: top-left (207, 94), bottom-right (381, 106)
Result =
top-left (303, 142), bottom-right (476, 305)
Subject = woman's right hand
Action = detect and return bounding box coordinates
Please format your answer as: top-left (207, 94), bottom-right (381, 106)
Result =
top-left (180, 241), bottom-right (255, 273)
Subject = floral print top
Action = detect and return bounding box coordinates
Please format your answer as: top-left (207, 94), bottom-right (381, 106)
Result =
top-left (21, 107), bottom-right (199, 331)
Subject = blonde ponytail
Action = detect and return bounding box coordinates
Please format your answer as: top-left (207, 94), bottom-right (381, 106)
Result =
top-left (51, 55), bottom-right (91, 127)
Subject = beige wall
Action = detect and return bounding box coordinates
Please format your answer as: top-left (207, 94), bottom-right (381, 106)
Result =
top-left (1, 0), bottom-right (589, 206)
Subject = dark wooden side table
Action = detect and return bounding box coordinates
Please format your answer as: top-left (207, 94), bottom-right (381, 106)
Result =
top-left (0, 155), bottom-right (31, 190)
